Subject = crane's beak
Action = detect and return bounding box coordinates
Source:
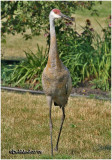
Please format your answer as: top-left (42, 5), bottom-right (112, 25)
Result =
top-left (60, 13), bottom-right (74, 21)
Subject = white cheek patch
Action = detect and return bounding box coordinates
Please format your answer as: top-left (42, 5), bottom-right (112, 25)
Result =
top-left (51, 11), bottom-right (61, 19)
top-left (54, 14), bottom-right (61, 19)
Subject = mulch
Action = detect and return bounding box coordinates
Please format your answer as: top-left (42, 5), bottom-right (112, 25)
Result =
top-left (71, 81), bottom-right (110, 99)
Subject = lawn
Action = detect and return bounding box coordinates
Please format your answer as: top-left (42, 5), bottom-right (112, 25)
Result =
top-left (1, 91), bottom-right (111, 159)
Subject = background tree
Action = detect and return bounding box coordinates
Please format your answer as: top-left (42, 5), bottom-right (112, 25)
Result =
top-left (1, 1), bottom-right (96, 41)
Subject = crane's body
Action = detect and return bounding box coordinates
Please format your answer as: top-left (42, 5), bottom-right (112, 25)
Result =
top-left (42, 9), bottom-right (73, 156)
top-left (42, 63), bottom-right (72, 107)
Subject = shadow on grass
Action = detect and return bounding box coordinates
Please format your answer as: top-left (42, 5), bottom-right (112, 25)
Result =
top-left (98, 145), bottom-right (111, 151)
top-left (93, 144), bottom-right (111, 153)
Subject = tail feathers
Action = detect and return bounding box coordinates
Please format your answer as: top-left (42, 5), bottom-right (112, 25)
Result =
top-left (54, 102), bottom-right (62, 108)
top-left (54, 102), bottom-right (59, 106)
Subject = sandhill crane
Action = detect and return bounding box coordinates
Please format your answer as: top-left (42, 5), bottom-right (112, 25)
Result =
top-left (42, 9), bottom-right (73, 156)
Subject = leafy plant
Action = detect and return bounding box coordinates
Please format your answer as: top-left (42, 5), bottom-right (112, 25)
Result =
top-left (10, 44), bottom-right (48, 89)
top-left (53, 19), bottom-right (96, 86)
top-left (47, 17), bottom-right (111, 91)
top-left (1, 2), bottom-right (111, 91)
top-left (1, 1), bottom-right (102, 42)
top-left (1, 63), bottom-right (15, 86)
top-left (2, 19), bottom-right (110, 91)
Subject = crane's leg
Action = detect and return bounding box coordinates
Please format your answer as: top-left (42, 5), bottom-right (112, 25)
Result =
top-left (47, 96), bottom-right (53, 156)
top-left (55, 106), bottom-right (65, 151)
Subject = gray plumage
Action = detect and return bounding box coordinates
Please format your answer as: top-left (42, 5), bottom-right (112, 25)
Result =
top-left (42, 9), bottom-right (73, 156)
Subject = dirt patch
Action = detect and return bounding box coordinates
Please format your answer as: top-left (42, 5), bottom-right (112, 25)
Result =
top-left (71, 81), bottom-right (111, 99)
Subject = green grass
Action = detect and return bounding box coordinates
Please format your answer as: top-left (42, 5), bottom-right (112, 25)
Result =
top-left (75, 1), bottom-right (111, 17)
top-left (1, 91), bottom-right (111, 159)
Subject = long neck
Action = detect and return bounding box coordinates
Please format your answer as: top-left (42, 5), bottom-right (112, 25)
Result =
top-left (49, 17), bottom-right (57, 55)
top-left (47, 17), bottom-right (61, 69)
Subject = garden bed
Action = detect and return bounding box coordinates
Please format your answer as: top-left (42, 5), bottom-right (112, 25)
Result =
top-left (71, 82), bottom-right (111, 100)
top-left (1, 60), bottom-right (110, 101)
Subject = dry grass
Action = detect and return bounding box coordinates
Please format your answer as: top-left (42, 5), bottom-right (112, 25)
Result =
top-left (74, 14), bottom-right (108, 34)
top-left (1, 91), bottom-right (111, 159)
top-left (1, 31), bottom-right (47, 60)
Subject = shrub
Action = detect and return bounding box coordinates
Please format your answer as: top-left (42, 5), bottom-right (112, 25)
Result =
top-left (1, 63), bottom-right (15, 86)
top-left (50, 18), bottom-right (111, 91)
top-left (2, 18), bottom-right (111, 91)
top-left (10, 44), bottom-right (48, 90)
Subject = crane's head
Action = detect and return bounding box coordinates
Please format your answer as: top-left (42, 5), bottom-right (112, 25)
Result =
top-left (49, 9), bottom-right (74, 21)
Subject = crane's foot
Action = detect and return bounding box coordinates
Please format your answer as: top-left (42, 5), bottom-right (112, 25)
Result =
top-left (54, 145), bottom-right (58, 151)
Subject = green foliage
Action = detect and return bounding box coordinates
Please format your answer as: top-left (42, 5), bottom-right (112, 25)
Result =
top-left (90, 50), bottom-right (111, 91)
top-left (58, 25), bottom-right (95, 86)
top-left (1, 20), bottom-right (111, 91)
top-left (70, 124), bottom-right (77, 128)
top-left (1, 1), bottom-right (111, 91)
top-left (10, 44), bottom-right (48, 89)
top-left (90, 20), bottom-right (111, 91)
top-left (1, 1), bottom-right (73, 39)
top-left (1, 63), bottom-right (15, 86)
top-left (1, 1), bottom-right (98, 41)
top-left (52, 18), bottom-right (111, 91)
